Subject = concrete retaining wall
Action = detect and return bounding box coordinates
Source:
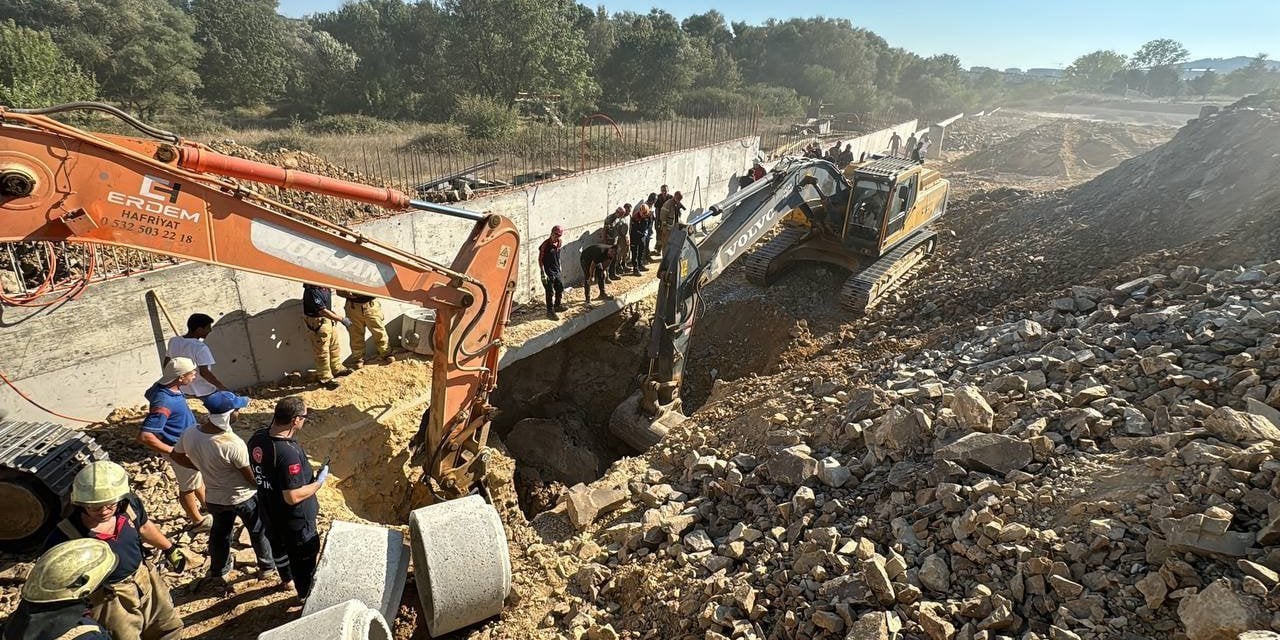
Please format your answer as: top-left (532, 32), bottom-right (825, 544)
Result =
top-left (0, 138), bottom-right (758, 424)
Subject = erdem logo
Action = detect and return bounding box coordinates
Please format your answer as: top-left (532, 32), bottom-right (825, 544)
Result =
top-left (107, 175), bottom-right (201, 222)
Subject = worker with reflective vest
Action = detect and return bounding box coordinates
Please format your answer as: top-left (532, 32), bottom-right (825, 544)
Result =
top-left (4, 539), bottom-right (115, 640)
top-left (44, 461), bottom-right (188, 640)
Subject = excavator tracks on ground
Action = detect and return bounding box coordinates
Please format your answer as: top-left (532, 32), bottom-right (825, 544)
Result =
top-left (744, 227), bottom-right (808, 286)
top-left (840, 229), bottom-right (937, 314)
top-left (0, 420), bottom-right (108, 551)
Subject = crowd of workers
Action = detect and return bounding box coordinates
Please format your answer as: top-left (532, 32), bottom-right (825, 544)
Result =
top-left (7, 310), bottom-right (337, 640)
top-left (537, 183), bottom-right (696, 319)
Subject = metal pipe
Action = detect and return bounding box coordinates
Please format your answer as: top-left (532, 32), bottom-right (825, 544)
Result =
top-left (408, 200), bottom-right (485, 222)
top-left (689, 174), bottom-right (776, 226)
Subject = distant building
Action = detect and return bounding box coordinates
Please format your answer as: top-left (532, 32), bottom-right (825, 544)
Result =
top-left (1024, 68), bottom-right (1064, 81)
top-left (1004, 68), bottom-right (1023, 75)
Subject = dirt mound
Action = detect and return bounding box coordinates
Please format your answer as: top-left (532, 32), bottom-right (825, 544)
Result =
top-left (955, 118), bottom-right (1171, 181)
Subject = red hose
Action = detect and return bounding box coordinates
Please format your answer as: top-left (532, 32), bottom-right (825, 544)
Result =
top-left (0, 368), bottom-right (100, 424)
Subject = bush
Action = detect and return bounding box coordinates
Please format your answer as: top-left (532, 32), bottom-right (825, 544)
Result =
top-left (253, 132), bottom-right (314, 153)
top-left (676, 87), bottom-right (752, 118)
top-left (303, 114), bottom-right (401, 135)
top-left (742, 84), bottom-right (804, 117)
top-left (158, 110), bottom-right (232, 136)
top-left (402, 127), bottom-right (469, 154)
top-left (453, 94), bottom-right (519, 139)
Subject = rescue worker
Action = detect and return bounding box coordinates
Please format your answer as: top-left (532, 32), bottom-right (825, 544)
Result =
top-left (607, 208), bottom-right (630, 280)
top-left (888, 131), bottom-right (902, 158)
top-left (538, 226), bottom-right (566, 319)
top-left (656, 191), bottom-right (685, 253)
top-left (172, 391), bottom-right (281, 586)
top-left (838, 144), bottom-right (855, 167)
top-left (643, 193), bottom-right (659, 260)
top-left (628, 204), bottom-right (651, 276)
top-left (45, 461), bottom-right (187, 640)
top-left (652, 186), bottom-right (672, 255)
top-left (139, 357), bottom-right (209, 531)
top-left (749, 162), bottom-right (766, 181)
top-left (5, 539), bottom-right (116, 640)
top-left (905, 132), bottom-right (918, 160)
top-left (338, 291), bottom-right (393, 369)
top-left (249, 396), bottom-right (328, 605)
top-left (301, 284), bottom-right (352, 390)
top-left (579, 243), bottom-right (617, 307)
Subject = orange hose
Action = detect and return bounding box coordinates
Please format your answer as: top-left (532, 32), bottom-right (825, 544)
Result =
top-left (0, 368), bottom-right (100, 424)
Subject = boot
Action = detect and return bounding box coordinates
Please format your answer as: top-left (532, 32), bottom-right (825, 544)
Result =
top-left (632, 267), bottom-right (641, 276)
top-left (546, 309), bottom-right (559, 320)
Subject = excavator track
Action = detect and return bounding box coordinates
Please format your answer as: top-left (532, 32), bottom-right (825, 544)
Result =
top-left (840, 229), bottom-right (937, 314)
top-left (743, 227), bottom-right (808, 286)
top-left (0, 420), bottom-right (108, 552)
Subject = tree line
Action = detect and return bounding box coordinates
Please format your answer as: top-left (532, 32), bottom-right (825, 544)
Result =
top-left (1063, 40), bottom-right (1278, 98)
top-left (0, 0), bottom-right (1275, 131)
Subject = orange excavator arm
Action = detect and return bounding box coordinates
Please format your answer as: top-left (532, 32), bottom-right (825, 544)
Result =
top-left (0, 103), bottom-right (519, 499)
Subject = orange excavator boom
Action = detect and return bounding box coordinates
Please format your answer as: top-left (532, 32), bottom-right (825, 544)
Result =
top-left (0, 103), bottom-right (519, 498)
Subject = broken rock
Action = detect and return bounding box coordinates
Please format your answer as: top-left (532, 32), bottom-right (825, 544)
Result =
top-left (1176, 578), bottom-right (1268, 640)
top-left (564, 483), bottom-right (628, 529)
top-left (950, 385), bottom-right (995, 432)
top-left (936, 432), bottom-right (1033, 474)
top-left (1203, 407), bottom-right (1280, 444)
top-left (762, 445), bottom-right (818, 486)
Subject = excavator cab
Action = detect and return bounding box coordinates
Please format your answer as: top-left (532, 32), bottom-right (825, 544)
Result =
top-left (844, 177), bottom-right (893, 248)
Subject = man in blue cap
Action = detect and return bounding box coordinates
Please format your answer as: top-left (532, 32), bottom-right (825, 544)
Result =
top-left (172, 391), bottom-right (283, 587)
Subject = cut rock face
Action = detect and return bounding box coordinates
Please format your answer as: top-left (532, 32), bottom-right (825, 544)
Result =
top-left (935, 432), bottom-right (1033, 475)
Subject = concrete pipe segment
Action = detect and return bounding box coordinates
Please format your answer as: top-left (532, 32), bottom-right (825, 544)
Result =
top-left (409, 494), bottom-right (512, 636)
top-left (257, 599), bottom-right (390, 640)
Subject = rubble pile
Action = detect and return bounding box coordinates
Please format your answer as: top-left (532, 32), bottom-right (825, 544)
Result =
top-left (537, 262), bottom-right (1280, 640)
top-left (954, 118), bottom-right (1171, 182)
top-left (894, 98), bottom-right (1280, 330)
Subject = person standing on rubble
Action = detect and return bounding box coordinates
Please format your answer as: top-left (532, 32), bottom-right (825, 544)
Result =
top-left (4, 539), bottom-right (116, 640)
top-left (905, 132), bottom-right (918, 159)
top-left (643, 193), bottom-right (659, 260)
top-left (337, 291), bottom-right (394, 370)
top-left (172, 391), bottom-right (282, 588)
top-left (579, 243), bottom-right (617, 307)
top-left (602, 206), bottom-right (626, 281)
top-left (249, 396), bottom-right (327, 606)
top-left (889, 131), bottom-right (902, 157)
top-left (45, 462), bottom-right (188, 640)
top-left (140, 356), bottom-right (211, 532)
top-left (652, 186), bottom-right (672, 255)
top-left (302, 284), bottom-right (352, 390)
top-left (539, 225), bottom-right (566, 319)
top-left (164, 313), bottom-right (228, 398)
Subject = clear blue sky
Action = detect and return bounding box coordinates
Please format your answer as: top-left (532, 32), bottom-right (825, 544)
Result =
top-left (278, 0), bottom-right (1280, 70)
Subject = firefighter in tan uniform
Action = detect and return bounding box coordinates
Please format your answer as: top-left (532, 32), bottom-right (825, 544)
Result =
top-left (301, 283), bottom-right (352, 390)
top-left (4, 539), bottom-right (116, 640)
top-left (338, 291), bottom-right (394, 369)
top-left (44, 462), bottom-right (190, 640)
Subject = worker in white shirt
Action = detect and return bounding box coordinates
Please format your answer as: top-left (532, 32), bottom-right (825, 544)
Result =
top-left (165, 313), bottom-right (228, 398)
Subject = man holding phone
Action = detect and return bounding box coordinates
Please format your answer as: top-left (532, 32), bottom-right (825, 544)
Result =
top-left (248, 396), bottom-right (328, 605)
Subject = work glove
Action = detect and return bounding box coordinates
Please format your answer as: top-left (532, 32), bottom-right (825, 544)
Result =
top-left (340, 317), bottom-right (353, 328)
top-left (162, 545), bottom-right (188, 573)
top-left (316, 464), bottom-right (330, 486)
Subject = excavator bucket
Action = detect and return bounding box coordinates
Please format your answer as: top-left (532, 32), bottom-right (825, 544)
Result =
top-left (608, 391), bottom-right (686, 451)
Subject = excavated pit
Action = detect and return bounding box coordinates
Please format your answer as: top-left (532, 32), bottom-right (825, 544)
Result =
top-left (492, 293), bottom-right (811, 517)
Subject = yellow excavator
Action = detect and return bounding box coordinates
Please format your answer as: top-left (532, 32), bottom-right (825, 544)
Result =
top-left (610, 155), bottom-right (950, 449)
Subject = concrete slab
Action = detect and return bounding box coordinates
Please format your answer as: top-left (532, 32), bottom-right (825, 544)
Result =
top-left (259, 599), bottom-right (390, 640)
top-left (409, 495), bottom-right (511, 637)
top-left (499, 277), bottom-right (660, 368)
top-left (302, 521), bottom-right (409, 623)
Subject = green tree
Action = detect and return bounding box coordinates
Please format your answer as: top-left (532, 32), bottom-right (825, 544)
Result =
top-left (281, 22), bottom-right (359, 116)
top-left (600, 10), bottom-right (698, 116)
top-left (0, 20), bottom-right (97, 107)
top-left (1130, 38), bottom-right (1190, 69)
top-left (1064, 50), bottom-right (1126, 92)
top-left (1188, 69), bottom-right (1218, 98)
top-left (0, 0), bottom-right (201, 115)
top-left (1223, 53), bottom-right (1279, 95)
top-left (313, 0), bottom-right (449, 118)
top-left (442, 0), bottom-right (599, 113)
top-left (191, 0), bottom-right (289, 106)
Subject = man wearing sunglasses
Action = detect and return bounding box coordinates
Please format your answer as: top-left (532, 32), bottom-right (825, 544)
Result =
top-left (247, 396), bottom-right (329, 606)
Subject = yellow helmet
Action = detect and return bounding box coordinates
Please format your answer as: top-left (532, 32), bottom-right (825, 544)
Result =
top-left (70, 460), bottom-right (130, 506)
top-left (22, 539), bottom-right (117, 603)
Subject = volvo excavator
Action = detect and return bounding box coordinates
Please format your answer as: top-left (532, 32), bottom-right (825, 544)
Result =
top-left (0, 103), bottom-right (517, 634)
top-left (610, 155), bottom-right (949, 450)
